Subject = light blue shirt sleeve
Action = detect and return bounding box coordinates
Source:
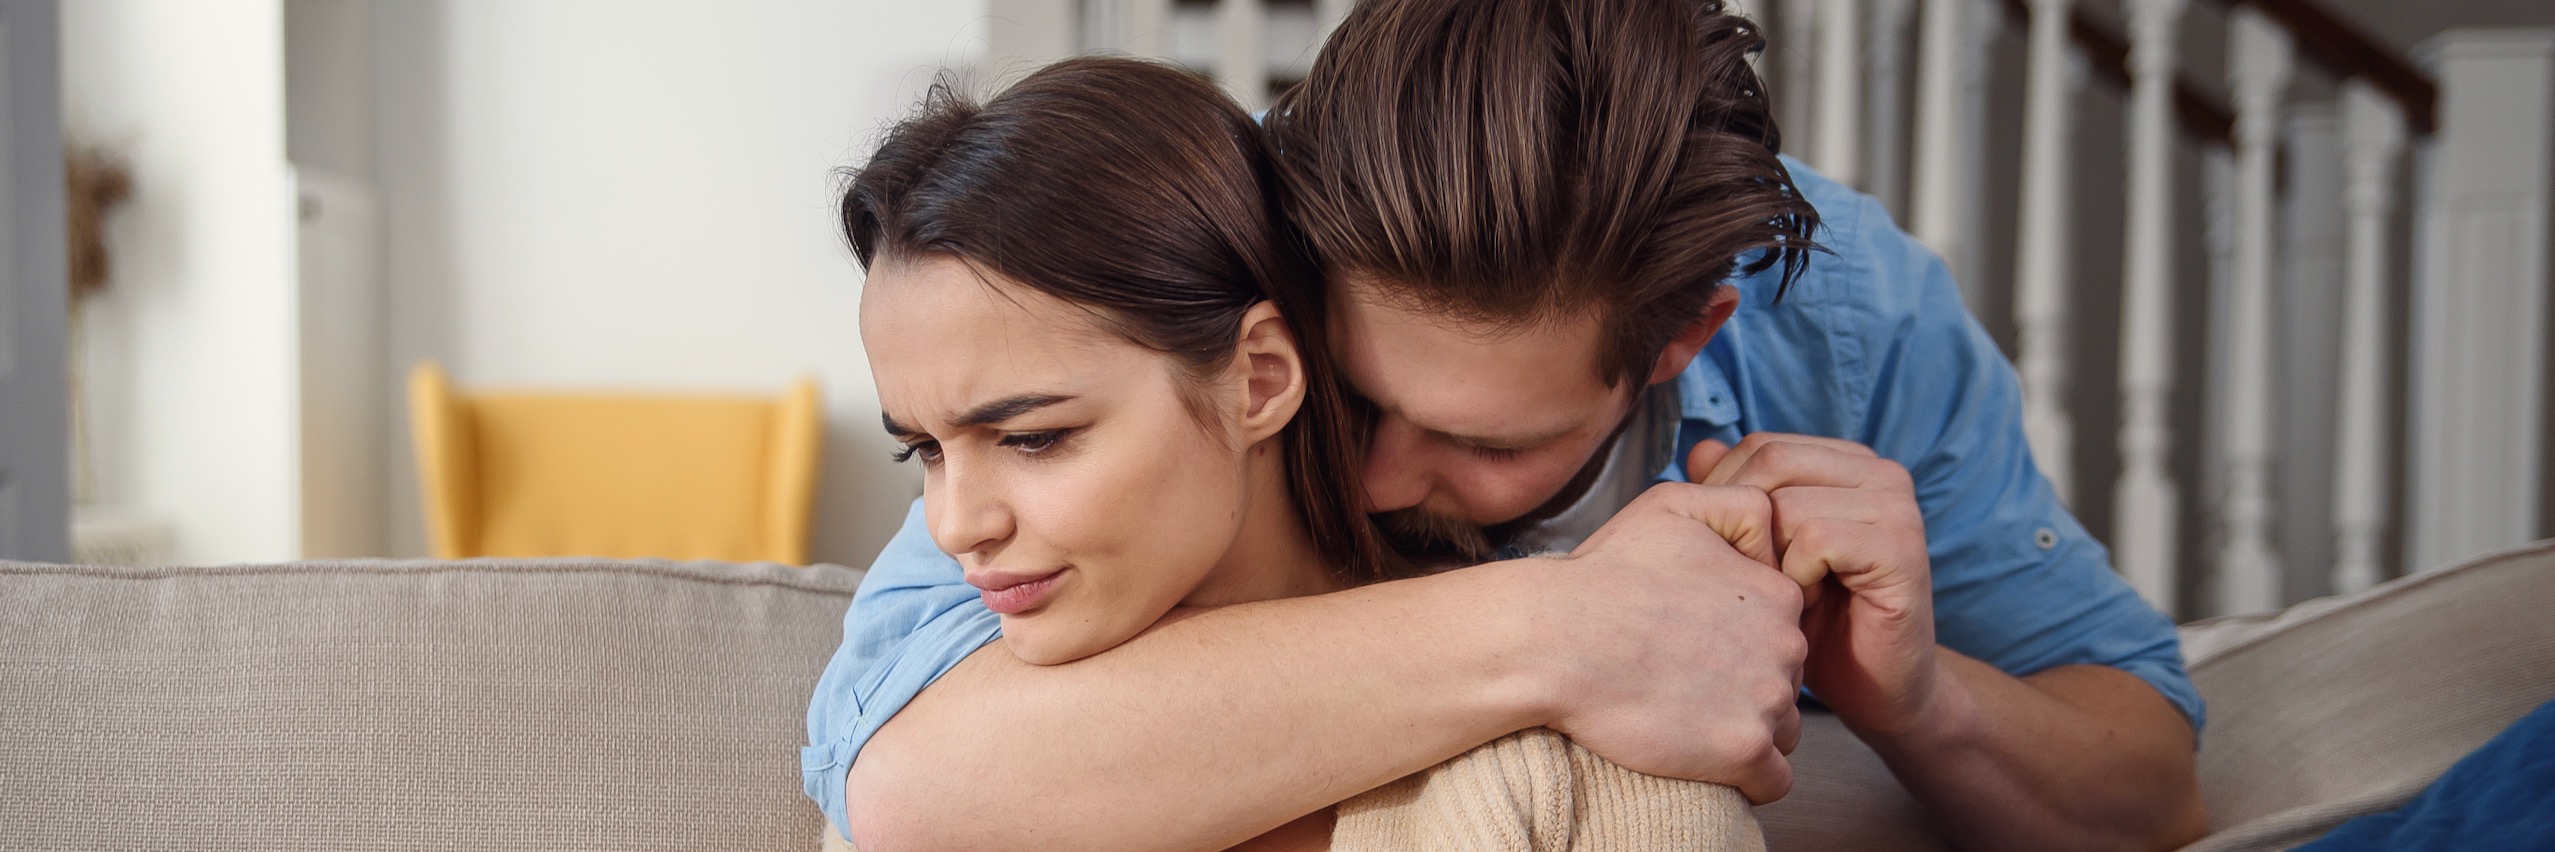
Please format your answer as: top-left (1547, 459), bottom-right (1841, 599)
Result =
top-left (800, 499), bottom-right (1001, 840)
top-left (1675, 159), bottom-right (2203, 735)
top-left (1850, 190), bottom-right (2201, 733)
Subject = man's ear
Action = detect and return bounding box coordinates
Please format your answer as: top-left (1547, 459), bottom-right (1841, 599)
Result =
top-left (1232, 301), bottom-right (1308, 445)
top-left (1645, 285), bottom-right (1741, 385)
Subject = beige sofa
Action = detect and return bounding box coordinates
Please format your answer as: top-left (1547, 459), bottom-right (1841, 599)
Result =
top-left (4, 542), bottom-right (2551, 850)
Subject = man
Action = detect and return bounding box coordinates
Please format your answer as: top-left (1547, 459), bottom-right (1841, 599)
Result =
top-left (804, 0), bottom-right (2206, 849)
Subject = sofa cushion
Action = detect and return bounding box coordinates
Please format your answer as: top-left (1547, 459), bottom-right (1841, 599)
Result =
top-left (0, 558), bottom-right (860, 852)
top-left (2178, 540), bottom-right (2555, 851)
top-left (1763, 539), bottom-right (2555, 852)
top-left (1754, 710), bottom-right (1948, 851)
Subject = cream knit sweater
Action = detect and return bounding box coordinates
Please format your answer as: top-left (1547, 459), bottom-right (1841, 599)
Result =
top-left (814, 729), bottom-right (1762, 852)
top-left (1332, 728), bottom-right (1766, 851)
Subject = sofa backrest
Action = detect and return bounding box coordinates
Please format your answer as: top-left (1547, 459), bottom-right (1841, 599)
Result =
top-left (1763, 539), bottom-right (2555, 852)
top-left (0, 558), bottom-right (859, 851)
top-left (2177, 540), bottom-right (2555, 850)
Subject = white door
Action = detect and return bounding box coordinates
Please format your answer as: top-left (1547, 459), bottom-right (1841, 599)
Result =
top-left (0, 0), bottom-right (69, 562)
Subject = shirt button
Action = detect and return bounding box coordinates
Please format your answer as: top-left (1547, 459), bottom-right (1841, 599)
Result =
top-left (2034, 528), bottom-right (2060, 551)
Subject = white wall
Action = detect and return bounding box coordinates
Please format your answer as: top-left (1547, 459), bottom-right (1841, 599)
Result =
top-left (61, 0), bottom-right (302, 565)
top-left (373, 0), bottom-right (987, 565)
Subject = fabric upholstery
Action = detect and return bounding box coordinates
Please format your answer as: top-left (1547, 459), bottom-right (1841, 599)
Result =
top-left (0, 558), bottom-right (860, 852)
top-left (4, 540), bottom-right (2546, 851)
top-left (2178, 540), bottom-right (2555, 851)
top-left (1759, 540), bottom-right (2555, 851)
top-left (1755, 711), bottom-right (1949, 850)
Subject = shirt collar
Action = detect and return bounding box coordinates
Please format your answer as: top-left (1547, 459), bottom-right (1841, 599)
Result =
top-left (1678, 320), bottom-right (1745, 429)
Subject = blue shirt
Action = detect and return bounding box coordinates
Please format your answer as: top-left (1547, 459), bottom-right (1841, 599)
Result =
top-left (800, 159), bottom-right (2203, 838)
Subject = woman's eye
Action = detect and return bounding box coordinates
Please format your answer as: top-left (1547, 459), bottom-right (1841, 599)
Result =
top-left (888, 441), bottom-right (942, 465)
top-left (998, 430), bottom-right (1071, 456)
top-left (1467, 444), bottom-right (1523, 462)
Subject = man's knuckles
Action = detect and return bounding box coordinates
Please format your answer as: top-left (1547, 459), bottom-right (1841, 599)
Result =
top-left (1869, 457), bottom-right (1916, 493)
top-left (1775, 625), bottom-right (1810, 670)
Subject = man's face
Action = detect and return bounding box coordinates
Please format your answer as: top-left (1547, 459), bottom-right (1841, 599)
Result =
top-left (1330, 275), bottom-right (1643, 564)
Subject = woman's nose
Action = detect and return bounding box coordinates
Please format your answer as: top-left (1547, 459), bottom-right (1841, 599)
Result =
top-left (926, 458), bottom-right (1013, 556)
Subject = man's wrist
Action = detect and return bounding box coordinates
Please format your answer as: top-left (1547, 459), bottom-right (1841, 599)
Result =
top-left (1849, 650), bottom-right (1984, 760)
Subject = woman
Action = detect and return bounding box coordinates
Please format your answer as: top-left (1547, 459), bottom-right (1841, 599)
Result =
top-left (832, 56), bottom-right (1760, 851)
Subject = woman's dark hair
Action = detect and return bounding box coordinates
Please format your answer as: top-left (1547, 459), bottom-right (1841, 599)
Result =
top-left (843, 57), bottom-right (1400, 584)
top-left (1268, 0), bottom-right (1819, 388)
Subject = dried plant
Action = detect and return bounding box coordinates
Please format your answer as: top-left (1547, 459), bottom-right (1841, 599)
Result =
top-left (65, 142), bottom-right (133, 302)
top-left (64, 139), bottom-right (132, 507)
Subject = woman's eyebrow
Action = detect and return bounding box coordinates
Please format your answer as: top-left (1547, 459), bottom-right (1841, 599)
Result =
top-left (879, 394), bottom-right (1075, 437)
top-left (953, 394), bottom-right (1076, 427)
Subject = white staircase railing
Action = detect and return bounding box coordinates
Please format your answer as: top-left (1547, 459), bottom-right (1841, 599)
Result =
top-left (2212, 6), bottom-right (2290, 616)
top-left (2329, 79), bottom-right (2403, 596)
top-left (2014, 0), bottom-right (2081, 505)
top-left (1759, 0), bottom-right (2555, 618)
top-left (2407, 31), bottom-right (2555, 583)
top-left (2114, 0), bottom-right (2190, 612)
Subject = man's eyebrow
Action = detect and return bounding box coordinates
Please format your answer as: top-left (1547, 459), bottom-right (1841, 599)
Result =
top-left (880, 412), bottom-right (919, 438)
top-left (1348, 386), bottom-right (1576, 451)
top-left (1439, 422), bottom-right (1579, 451)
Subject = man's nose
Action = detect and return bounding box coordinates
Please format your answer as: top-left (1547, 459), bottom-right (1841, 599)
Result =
top-left (1360, 419), bottom-right (1432, 513)
top-left (926, 458), bottom-right (1012, 556)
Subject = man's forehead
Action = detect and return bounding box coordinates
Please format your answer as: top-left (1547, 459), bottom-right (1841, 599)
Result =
top-left (1330, 279), bottom-right (1615, 443)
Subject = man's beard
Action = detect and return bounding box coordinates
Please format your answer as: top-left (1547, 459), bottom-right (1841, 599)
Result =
top-left (1368, 424), bottom-right (1628, 569)
top-left (1374, 507), bottom-right (1502, 569)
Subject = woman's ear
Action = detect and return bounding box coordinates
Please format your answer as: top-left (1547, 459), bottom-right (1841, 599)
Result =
top-left (1232, 301), bottom-right (1308, 445)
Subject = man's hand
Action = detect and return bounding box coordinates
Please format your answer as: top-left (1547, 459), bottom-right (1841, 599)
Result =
top-left (1688, 433), bottom-right (1942, 740)
top-left (1541, 481), bottom-right (1810, 804)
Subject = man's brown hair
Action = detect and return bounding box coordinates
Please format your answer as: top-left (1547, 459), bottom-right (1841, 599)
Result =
top-left (1267, 0), bottom-right (1819, 387)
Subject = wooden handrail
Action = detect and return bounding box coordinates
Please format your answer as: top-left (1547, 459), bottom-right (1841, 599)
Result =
top-left (1997, 0), bottom-right (2236, 148)
top-left (2217, 0), bottom-right (2438, 135)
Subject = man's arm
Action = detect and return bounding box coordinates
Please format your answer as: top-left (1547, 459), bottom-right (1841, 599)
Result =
top-left (1687, 174), bottom-right (2204, 849)
top-left (1692, 435), bottom-right (2206, 852)
top-left (840, 485), bottom-right (1811, 852)
top-left (1876, 654), bottom-right (2207, 850)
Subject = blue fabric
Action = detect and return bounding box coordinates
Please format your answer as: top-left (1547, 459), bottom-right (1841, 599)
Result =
top-left (799, 159), bottom-right (2202, 837)
top-left (2298, 699), bottom-right (2555, 851)
top-left (1663, 160), bottom-right (2201, 736)
top-left (800, 500), bottom-right (1003, 839)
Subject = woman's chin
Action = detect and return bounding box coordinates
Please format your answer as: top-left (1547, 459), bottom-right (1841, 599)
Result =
top-left (998, 614), bottom-right (1134, 667)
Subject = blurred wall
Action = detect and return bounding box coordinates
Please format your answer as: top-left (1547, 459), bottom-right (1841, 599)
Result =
top-left (372, 0), bottom-right (986, 566)
top-left (61, 0), bottom-right (301, 565)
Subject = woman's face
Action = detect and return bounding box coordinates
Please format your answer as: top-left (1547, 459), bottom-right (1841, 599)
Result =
top-left (861, 255), bottom-right (1260, 665)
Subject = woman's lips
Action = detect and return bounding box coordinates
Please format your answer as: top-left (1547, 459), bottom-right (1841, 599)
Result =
top-left (969, 568), bottom-right (1066, 615)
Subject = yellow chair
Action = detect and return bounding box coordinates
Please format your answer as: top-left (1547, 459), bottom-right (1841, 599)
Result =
top-left (408, 363), bottom-right (821, 564)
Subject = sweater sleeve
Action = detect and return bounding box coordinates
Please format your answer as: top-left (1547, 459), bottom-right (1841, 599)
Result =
top-left (1332, 728), bottom-right (1765, 851)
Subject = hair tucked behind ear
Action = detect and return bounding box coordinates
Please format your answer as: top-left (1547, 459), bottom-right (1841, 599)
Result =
top-left (844, 57), bottom-right (1405, 583)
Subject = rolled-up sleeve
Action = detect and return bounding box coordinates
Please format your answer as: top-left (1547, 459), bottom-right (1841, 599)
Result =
top-left (802, 499), bottom-right (1002, 839)
top-left (1839, 187), bottom-right (2204, 736)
